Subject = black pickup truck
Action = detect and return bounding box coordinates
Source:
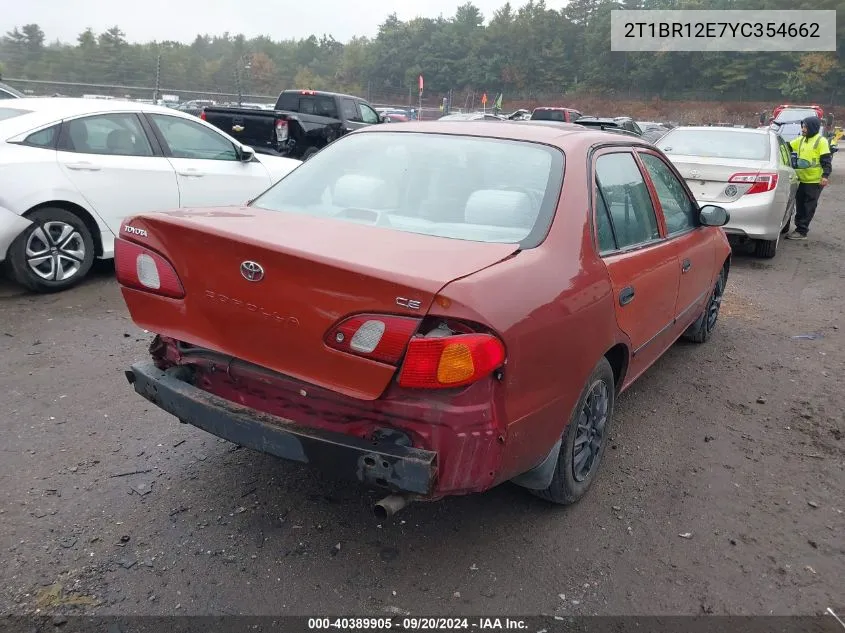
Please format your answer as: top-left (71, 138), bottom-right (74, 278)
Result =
top-left (201, 90), bottom-right (384, 160)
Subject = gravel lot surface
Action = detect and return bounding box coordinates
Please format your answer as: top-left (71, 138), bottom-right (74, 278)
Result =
top-left (1, 176), bottom-right (843, 617)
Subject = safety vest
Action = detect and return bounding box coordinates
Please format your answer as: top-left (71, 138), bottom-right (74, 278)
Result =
top-left (789, 134), bottom-right (830, 183)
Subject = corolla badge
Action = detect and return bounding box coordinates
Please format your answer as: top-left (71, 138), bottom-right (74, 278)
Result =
top-left (240, 261), bottom-right (264, 282)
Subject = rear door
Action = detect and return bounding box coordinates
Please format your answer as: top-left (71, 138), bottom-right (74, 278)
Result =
top-left (145, 113), bottom-right (273, 208)
top-left (636, 149), bottom-right (716, 332)
top-left (592, 149), bottom-right (681, 378)
top-left (55, 112), bottom-right (179, 234)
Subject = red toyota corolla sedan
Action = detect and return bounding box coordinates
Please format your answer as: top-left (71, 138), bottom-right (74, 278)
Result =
top-left (116, 121), bottom-right (731, 518)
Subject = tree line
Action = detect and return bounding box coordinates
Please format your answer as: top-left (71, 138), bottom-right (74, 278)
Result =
top-left (1, 0), bottom-right (843, 106)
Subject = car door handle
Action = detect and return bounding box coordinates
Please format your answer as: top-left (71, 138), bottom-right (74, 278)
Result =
top-left (176, 169), bottom-right (204, 177)
top-left (619, 286), bottom-right (635, 306)
top-left (682, 258), bottom-right (692, 273)
top-left (65, 161), bottom-right (100, 171)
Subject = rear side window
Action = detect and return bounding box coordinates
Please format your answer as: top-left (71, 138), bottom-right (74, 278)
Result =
top-left (341, 98), bottom-right (360, 122)
top-left (594, 152), bottom-right (661, 250)
top-left (25, 124), bottom-right (59, 149)
top-left (62, 114), bottom-right (153, 156)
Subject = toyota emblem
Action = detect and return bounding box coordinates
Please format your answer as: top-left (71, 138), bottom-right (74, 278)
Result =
top-left (240, 261), bottom-right (264, 282)
top-left (688, 169), bottom-right (700, 179)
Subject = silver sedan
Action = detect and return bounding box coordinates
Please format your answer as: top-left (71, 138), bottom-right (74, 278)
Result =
top-left (656, 126), bottom-right (799, 258)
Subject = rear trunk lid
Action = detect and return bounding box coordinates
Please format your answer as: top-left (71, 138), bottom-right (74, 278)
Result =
top-left (667, 155), bottom-right (772, 203)
top-left (120, 207), bottom-right (518, 400)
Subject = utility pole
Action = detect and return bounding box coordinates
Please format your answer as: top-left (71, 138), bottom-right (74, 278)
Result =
top-left (153, 52), bottom-right (161, 103)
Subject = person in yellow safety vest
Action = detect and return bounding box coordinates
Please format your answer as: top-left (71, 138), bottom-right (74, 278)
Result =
top-left (785, 116), bottom-right (832, 241)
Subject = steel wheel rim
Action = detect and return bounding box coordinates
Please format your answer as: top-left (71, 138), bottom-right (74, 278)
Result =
top-left (706, 274), bottom-right (725, 332)
top-left (25, 221), bottom-right (85, 282)
top-left (572, 379), bottom-right (609, 482)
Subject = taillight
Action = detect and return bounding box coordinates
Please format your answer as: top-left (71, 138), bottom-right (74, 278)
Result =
top-left (275, 118), bottom-right (288, 142)
top-left (325, 314), bottom-right (421, 365)
top-left (729, 172), bottom-right (778, 195)
top-left (200, 110), bottom-right (207, 121)
top-left (398, 333), bottom-right (505, 389)
top-left (115, 238), bottom-right (185, 299)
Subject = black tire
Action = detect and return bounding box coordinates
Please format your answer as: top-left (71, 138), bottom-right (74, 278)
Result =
top-left (532, 357), bottom-right (616, 505)
top-left (6, 207), bottom-right (95, 293)
top-left (754, 235), bottom-right (778, 258)
top-left (682, 267), bottom-right (726, 344)
top-left (301, 146), bottom-right (319, 161)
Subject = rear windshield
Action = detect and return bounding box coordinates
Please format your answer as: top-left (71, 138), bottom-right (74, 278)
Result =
top-left (251, 131), bottom-right (564, 247)
top-left (531, 109), bottom-right (567, 122)
top-left (659, 129), bottom-right (771, 161)
top-left (0, 107), bottom-right (31, 122)
top-left (775, 108), bottom-right (817, 122)
top-left (275, 93), bottom-right (339, 118)
top-left (776, 122), bottom-right (803, 141)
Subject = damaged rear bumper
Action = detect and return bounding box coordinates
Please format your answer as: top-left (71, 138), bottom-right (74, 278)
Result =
top-left (125, 361), bottom-right (437, 496)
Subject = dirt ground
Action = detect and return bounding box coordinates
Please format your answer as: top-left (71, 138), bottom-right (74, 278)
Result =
top-left (0, 176), bottom-right (843, 618)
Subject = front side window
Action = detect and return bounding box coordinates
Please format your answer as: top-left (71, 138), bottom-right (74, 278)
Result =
top-left (594, 152), bottom-right (661, 250)
top-left (251, 131), bottom-right (564, 247)
top-left (359, 103), bottom-right (379, 124)
top-left (639, 153), bottom-right (698, 235)
top-left (149, 114), bottom-right (237, 161)
top-left (63, 114), bottom-right (153, 156)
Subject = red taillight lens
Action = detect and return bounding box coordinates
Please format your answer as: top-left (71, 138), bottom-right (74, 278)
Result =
top-left (275, 118), bottom-right (288, 142)
top-left (115, 238), bottom-right (185, 299)
top-left (398, 334), bottom-right (505, 389)
top-left (200, 110), bottom-right (207, 120)
top-left (729, 172), bottom-right (778, 195)
top-left (325, 314), bottom-right (421, 365)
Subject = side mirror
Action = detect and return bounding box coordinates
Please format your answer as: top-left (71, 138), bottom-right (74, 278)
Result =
top-left (699, 204), bottom-right (730, 227)
top-left (239, 145), bottom-right (256, 162)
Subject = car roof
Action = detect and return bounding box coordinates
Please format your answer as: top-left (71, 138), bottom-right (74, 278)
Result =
top-left (0, 97), bottom-right (209, 138)
top-left (667, 125), bottom-right (772, 135)
top-left (353, 119), bottom-right (654, 149)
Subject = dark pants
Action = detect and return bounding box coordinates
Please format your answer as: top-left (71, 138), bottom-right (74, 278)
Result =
top-left (795, 183), bottom-right (823, 235)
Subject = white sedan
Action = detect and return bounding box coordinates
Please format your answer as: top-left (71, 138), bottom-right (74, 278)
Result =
top-left (0, 98), bottom-right (301, 292)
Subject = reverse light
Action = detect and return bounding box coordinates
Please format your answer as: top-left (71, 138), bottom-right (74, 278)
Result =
top-left (115, 238), bottom-right (184, 299)
top-left (729, 172), bottom-right (778, 195)
top-left (398, 333), bottom-right (505, 389)
top-left (325, 314), bottom-right (421, 364)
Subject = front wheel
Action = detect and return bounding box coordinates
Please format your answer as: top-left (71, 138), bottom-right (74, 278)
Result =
top-left (6, 207), bottom-right (95, 293)
top-left (532, 357), bottom-right (616, 505)
top-left (682, 268), bottom-right (726, 344)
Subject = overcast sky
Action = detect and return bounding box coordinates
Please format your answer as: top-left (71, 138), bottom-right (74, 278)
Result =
top-left (4, 0), bottom-right (570, 44)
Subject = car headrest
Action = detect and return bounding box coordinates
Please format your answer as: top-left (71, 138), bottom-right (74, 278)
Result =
top-left (464, 189), bottom-right (536, 229)
top-left (107, 129), bottom-right (135, 153)
top-left (332, 174), bottom-right (389, 209)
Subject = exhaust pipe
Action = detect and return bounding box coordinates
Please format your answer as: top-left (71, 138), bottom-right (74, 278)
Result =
top-left (373, 494), bottom-right (409, 520)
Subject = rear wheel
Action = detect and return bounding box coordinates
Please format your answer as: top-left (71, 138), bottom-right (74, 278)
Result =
top-left (682, 268), bottom-right (726, 344)
top-left (754, 235), bottom-right (779, 258)
top-left (533, 357), bottom-right (615, 505)
top-left (6, 207), bottom-right (95, 293)
top-left (301, 146), bottom-right (319, 160)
